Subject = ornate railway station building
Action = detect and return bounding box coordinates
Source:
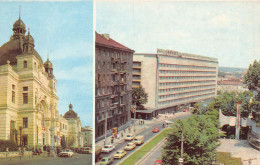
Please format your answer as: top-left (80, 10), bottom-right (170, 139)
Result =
top-left (95, 33), bottom-right (134, 140)
top-left (0, 15), bottom-right (82, 148)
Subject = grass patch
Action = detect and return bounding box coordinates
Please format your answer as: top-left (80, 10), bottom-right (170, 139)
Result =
top-left (216, 152), bottom-right (242, 165)
top-left (120, 129), bottom-right (171, 165)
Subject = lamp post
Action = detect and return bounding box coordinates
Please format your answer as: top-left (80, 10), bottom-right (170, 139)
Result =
top-left (49, 104), bottom-right (56, 157)
top-left (179, 131), bottom-right (184, 165)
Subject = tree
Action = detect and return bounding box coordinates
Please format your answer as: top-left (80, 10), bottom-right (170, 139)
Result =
top-left (243, 60), bottom-right (260, 122)
top-left (243, 60), bottom-right (260, 92)
top-left (132, 85), bottom-right (148, 110)
top-left (162, 115), bottom-right (219, 165)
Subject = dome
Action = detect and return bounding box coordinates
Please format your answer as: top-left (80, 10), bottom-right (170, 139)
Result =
top-left (64, 110), bottom-right (78, 119)
top-left (64, 103), bottom-right (78, 119)
top-left (44, 58), bottom-right (53, 68)
top-left (0, 39), bottom-right (43, 66)
top-left (24, 33), bottom-right (34, 45)
top-left (13, 18), bottom-right (26, 31)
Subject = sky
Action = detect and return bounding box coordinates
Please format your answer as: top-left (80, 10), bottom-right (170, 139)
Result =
top-left (0, 1), bottom-right (93, 127)
top-left (96, 0), bottom-right (260, 69)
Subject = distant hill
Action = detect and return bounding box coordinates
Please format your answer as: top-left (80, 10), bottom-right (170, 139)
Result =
top-left (218, 67), bottom-right (247, 73)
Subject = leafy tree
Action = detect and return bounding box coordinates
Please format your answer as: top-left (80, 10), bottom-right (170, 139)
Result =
top-left (132, 85), bottom-right (148, 110)
top-left (243, 60), bottom-right (260, 122)
top-left (162, 115), bottom-right (219, 165)
top-left (243, 60), bottom-right (260, 92)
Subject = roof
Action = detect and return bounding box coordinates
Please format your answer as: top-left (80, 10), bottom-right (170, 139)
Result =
top-left (0, 38), bottom-right (43, 65)
top-left (64, 109), bottom-right (78, 119)
top-left (218, 80), bottom-right (243, 86)
top-left (95, 32), bottom-right (134, 52)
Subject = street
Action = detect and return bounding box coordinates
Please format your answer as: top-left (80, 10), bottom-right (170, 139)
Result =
top-left (96, 112), bottom-right (191, 165)
top-left (0, 153), bottom-right (92, 165)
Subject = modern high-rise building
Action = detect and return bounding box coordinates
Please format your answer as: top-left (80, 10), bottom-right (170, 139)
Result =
top-left (133, 48), bottom-right (218, 112)
top-left (95, 33), bottom-right (134, 140)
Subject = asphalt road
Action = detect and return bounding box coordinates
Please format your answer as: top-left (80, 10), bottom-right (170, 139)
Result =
top-left (139, 140), bottom-right (165, 165)
top-left (97, 113), bottom-right (190, 165)
top-left (0, 153), bottom-right (92, 165)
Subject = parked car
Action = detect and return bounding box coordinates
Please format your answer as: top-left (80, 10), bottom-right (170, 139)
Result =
top-left (113, 150), bottom-right (126, 159)
top-left (100, 156), bottom-right (114, 165)
top-left (125, 134), bottom-right (135, 141)
top-left (80, 147), bottom-right (92, 154)
top-left (101, 145), bottom-right (115, 153)
top-left (152, 127), bottom-right (160, 133)
top-left (59, 149), bottom-right (74, 157)
top-left (124, 142), bottom-right (136, 151)
top-left (154, 160), bottom-right (163, 165)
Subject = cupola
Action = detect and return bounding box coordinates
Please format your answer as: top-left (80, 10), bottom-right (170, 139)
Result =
top-left (23, 29), bottom-right (35, 53)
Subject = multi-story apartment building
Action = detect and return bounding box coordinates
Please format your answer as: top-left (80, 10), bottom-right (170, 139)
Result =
top-left (0, 14), bottom-right (82, 148)
top-left (133, 48), bottom-right (218, 111)
top-left (95, 33), bottom-right (134, 139)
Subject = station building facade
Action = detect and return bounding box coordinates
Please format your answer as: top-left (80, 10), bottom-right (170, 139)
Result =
top-left (0, 15), bottom-right (82, 148)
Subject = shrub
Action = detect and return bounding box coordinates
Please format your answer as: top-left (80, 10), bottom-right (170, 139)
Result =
top-left (0, 140), bottom-right (18, 152)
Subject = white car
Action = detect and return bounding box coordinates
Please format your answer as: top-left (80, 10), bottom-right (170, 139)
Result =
top-left (165, 120), bottom-right (174, 124)
top-left (101, 145), bottom-right (115, 153)
top-left (59, 149), bottom-right (74, 157)
top-left (125, 134), bottom-right (135, 141)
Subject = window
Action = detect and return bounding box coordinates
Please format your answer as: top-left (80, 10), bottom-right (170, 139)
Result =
top-left (23, 118), bottom-right (28, 128)
top-left (23, 61), bottom-right (27, 68)
top-left (23, 87), bottom-right (28, 91)
top-left (12, 91), bottom-right (15, 103)
top-left (12, 84), bottom-right (15, 103)
top-left (23, 93), bottom-right (28, 104)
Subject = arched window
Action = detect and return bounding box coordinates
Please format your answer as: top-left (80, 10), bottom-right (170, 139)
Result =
top-left (23, 61), bottom-right (27, 68)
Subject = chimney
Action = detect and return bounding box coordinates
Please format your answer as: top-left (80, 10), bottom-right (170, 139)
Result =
top-left (102, 34), bottom-right (110, 40)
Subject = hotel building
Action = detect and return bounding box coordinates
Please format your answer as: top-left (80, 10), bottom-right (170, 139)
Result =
top-left (133, 48), bottom-right (218, 112)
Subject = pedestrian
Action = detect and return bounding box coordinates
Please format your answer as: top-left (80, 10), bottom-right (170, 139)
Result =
top-left (162, 124), bottom-right (165, 128)
top-left (39, 148), bottom-right (42, 154)
top-left (121, 132), bottom-right (123, 138)
top-left (143, 120), bottom-right (145, 124)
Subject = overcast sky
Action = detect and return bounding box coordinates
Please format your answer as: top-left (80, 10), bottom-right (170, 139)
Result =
top-left (96, 0), bottom-right (260, 69)
top-left (0, 1), bottom-right (93, 127)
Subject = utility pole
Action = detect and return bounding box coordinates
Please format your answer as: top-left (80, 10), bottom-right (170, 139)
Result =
top-left (179, 131), bottom-right (184, 165)
top-left (49, 104), bottom-right (56, 157)
top-left (134, 100), bottom-right (137, 133)
top-left (104, 109), bottom-right (107, 145)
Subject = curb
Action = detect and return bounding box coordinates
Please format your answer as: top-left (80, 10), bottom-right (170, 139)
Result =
top-left (135, 138), bottom-right (166, 165)
top-left (119, 128), bottom-right (170, 165)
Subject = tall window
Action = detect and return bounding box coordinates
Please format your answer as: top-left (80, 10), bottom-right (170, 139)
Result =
top-left (23, 61), bottom-right (27, 68)
top-left (23, 87), bottom-right (28, 104)
top-left (23, 93), bottom-right (28, 104)
top-left (12, 84), bottom-right (15, 103)
top-left (23, 118), bottom-right (28, 128)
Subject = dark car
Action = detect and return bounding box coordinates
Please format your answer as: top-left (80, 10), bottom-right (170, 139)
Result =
top-left (152, 127), bottom-right (160, 133)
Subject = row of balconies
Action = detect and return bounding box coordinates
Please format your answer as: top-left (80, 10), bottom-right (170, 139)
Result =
top-left (159, 87), bottom-right (216, 96)
top-left (159, 77), bottom-right (216, 83)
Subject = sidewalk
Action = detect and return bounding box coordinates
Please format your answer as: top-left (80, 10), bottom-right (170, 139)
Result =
top-left (217, 139), bottom-right (260, 165)
top-left (96, 111), bottom-right (191, 147)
